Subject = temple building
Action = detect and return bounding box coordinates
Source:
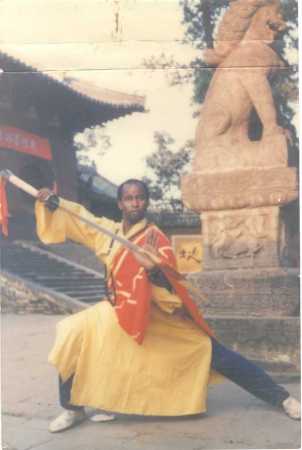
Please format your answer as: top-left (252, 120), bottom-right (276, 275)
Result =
top-left (0, 51), bottom-right (145, 239)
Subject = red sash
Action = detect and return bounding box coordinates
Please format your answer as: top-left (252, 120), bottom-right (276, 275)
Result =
top-left (109, 224), bottom-right (214, 344)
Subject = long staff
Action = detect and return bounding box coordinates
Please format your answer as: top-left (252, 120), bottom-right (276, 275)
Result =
top-left (0, 169), bottom-right (158, 258)
top-left (0, 169), bottom-right (209, 302)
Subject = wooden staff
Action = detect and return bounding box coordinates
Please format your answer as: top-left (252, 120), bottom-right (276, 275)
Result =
top-left (0, 169), bottom-right (160, 263)
top-left (0, 169), bottom-right (209, 304)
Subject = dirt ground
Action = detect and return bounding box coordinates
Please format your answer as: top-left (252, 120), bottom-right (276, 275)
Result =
top-left (2, 313), bottom-right (301, 450)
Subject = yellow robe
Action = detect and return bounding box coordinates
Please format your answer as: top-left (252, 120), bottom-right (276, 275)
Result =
top-left (35, 199), bottom-right (215, 416)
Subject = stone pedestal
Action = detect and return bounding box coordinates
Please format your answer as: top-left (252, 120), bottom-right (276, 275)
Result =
top-left (201, 207), bottom-right (282, 271)
top-left (181, 167), bottom-right (299, 373)
top-left (182, 167), bottom-right (298, 271)
top-left (188, 267), bottom-right (299, 317)
top-left (182, 167), bottom-right (297, 212)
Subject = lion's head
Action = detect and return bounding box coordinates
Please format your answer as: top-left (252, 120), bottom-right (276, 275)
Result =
top-left (204, 0), bottom-right (286, 65)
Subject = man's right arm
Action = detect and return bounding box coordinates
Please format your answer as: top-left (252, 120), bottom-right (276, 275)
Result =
top-left (35, 188), bottom-right (111, 252)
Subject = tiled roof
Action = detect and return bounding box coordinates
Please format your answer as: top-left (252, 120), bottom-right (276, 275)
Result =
top-left (64, 77), bottom-right (144, 110)
top-left (0, 50), bottom-right (145, 111)
top-left (78, 167), bottom-right (117, 201)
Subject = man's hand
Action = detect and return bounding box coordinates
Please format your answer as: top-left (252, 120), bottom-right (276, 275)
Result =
top-left (37, 188), bottom-right (53, 202)
top-left (37, 188), bottom-right (59, 211)
top-left (133, 247), bottom-right (157, 270)
top-left (133, 230), bottom-right (161, 270)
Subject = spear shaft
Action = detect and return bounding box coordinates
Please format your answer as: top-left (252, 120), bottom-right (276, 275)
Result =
top-left (0, 170), bottom-right (209, 303)
top-left (0, 170), bottom-right (151, 258)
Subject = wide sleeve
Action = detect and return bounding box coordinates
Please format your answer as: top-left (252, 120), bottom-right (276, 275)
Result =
top-left (35, 198), bottom-right (115, 253)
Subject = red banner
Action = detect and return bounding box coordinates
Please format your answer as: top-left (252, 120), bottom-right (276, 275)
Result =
top-left (0, 126), bottom-right (52, 160)
top-left (0, 177), bottom-right (9, 236)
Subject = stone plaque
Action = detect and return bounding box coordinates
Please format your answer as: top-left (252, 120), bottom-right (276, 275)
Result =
top-left (202, 207), bottom-right (284, 270)
top-left (172, 235), bottom-right (203, 273)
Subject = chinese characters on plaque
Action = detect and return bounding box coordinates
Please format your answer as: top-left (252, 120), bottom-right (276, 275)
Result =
top-left (172, 235), bottom-right (203, 273)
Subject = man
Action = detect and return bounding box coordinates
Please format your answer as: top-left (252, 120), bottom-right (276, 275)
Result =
top-left (36, 179), bottom-right (300, 433)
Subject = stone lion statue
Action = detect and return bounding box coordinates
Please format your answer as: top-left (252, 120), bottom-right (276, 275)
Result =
top-left (193, 0), bottom-right (289, 173)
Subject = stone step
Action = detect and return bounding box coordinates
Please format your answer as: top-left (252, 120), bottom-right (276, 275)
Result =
top-left (30, 275), bottom-right (103, 283)
top-left (37, 242), bottom-right (105, 273)
top-left (58, 288), bottom-right (106, 297)
top-left (206, 315), bottom-right (300, 374)
top-left (1, 270), bottom-right (91, 314)
top-left (189, 268), bottom-right (299, 316)
top-left (1, 241), bottom-right (106, 308)
top-left (247, 358), bottom-right (299, 379)
top-left (34, 280), bottom-right (104, 289)
top-left (75, 295), bottom-right (106, 303)
top-left (5, 266), bottom-right (91, 276)
top-left (30, 274), bottom-right (103, 283)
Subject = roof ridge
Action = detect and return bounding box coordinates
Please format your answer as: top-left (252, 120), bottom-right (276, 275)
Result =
top-left (0, 49), bottom-right (145, 109)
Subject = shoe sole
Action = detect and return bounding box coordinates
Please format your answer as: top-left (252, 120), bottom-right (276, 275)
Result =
top-left (49, 416), bottom-right (86, 433)
top-left (89, 414), bottom-right (116, 423)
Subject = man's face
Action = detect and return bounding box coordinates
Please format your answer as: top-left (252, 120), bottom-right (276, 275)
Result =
top-left (118, 183), bottom-right (148, 225)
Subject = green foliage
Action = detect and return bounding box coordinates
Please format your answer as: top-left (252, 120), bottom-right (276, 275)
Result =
top-left (191, 62), bottom-right (214, 103)
top-left (143, 1), bottom-right (298, 212)
top-left (75, 126), bottom-right (111, 168)
top-left (143, 131), bottom-right (193, 211)
top-left (144, 1), bottom-right (298, 212)
top-left (182, 0), bottom-right (298, 56)
top-left (182, 0), bottom-right (228, 49)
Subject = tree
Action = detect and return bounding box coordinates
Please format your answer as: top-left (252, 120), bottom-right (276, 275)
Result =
top-left (181, 0), bottom-right (299, 161)
top-left (143, 131), bottom-right (193, 211)
top-left (182, 0), bottom-right (229, 50)
top-left (142, 53), bottom-right (192, 86)
top-left (143, 1), bottom-right (297, 211)
top-left (74, 126), bottom-right (111, 169)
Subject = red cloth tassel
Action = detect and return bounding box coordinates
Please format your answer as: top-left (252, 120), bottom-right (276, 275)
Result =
top-left (0, 177), bottom-right (9, 236)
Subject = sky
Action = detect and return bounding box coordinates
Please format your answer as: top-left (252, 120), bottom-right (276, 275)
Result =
top-left (0, 0), bottom-right (200, 184)
top-left (74, 46), bottom-right (200, 184)
top-left (0, 0), bottom-right (299, 185)
top-left (75, 67), bottom-right (199, 183)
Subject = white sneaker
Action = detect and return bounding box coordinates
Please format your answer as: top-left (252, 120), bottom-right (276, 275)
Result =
top-left (49, 409), bottom-right (86, 433)
top-left (89, 412), bottom-right (116, 422)
top-left (282, 396), bottom-right (301, 420)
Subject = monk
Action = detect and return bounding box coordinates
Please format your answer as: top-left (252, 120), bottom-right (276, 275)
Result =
top-left (35, 179), bottom-right (300, 433)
